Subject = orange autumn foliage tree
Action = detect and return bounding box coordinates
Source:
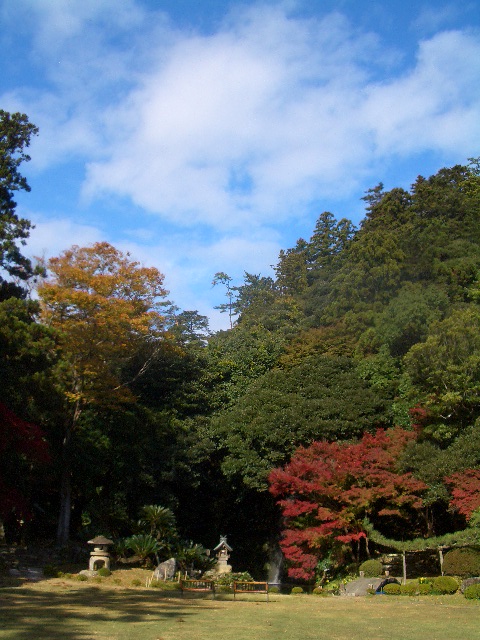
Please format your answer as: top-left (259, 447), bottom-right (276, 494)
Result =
top-left (38, 242), bottom-right (170, 543)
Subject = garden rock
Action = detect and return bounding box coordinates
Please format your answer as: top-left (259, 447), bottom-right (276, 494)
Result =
top-left (461, 577), bottom-right (480, 593)
top-left (154, 557), bottom-right (176, 581)
top-left (343, 577), bottom-right (383, 596)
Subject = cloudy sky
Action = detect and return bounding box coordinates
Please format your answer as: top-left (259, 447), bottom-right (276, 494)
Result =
top-left (2, 0), bottom-right (480, 329)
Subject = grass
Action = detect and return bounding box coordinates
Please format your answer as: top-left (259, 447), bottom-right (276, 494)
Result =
top-left (1, 573), bottom-right (480, 640)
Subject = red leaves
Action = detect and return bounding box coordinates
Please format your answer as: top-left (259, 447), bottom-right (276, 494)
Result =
top-left (269, 427), bottom-right (426, 580)
top-left (445, 469), bottom-right (480, 520)
top-left (0, 402), bottom-right (49, 463)
top-left (0, 402), bottom-right (49, 522)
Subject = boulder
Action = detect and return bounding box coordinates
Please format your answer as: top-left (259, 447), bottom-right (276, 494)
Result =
top-left (154, 558), bottom-right (176, 581)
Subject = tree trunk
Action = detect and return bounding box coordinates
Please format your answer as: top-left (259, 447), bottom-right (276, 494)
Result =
top-left (56, 405), bottom-right (80, 546)
top-left (56, 461), bottom-right (72, 546)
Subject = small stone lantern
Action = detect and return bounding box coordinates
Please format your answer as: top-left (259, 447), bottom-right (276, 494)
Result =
top-left (213, 535), bottom-right (233, 574)
top-left (88, 535), bottom-right (113, 572)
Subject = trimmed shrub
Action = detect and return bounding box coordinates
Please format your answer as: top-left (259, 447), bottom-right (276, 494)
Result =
top-left (97, 567), bottom-right (111, 577)
top-left (400, 582), bottom-right (418, 596)
top-left (312, 586), bottom-right (323, 595)
top-left (76, 574), bottom-right (88, 581)
top-left (418, 582), bottom-right (432, 595)
top-left (464, 584), bottom-right (480, 600)
top-left (432, 576), bottom-right (458, 595)
top-left (269, 586), bottom-right (280, 594)
top-left (443, 548), bottom-right (480, 578)
top-left (291, 586), bottom-right (304, 594)
top-left (383, 583), bottom-right (401, 595)
top-left (359, 559), bottom-right (383, 577)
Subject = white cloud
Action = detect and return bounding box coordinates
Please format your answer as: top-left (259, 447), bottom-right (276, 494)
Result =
top-left (362, 31), bottom-right (480, 156)
top-left (4, 1), bottom-right (480, 327)
top-left (25, 216), bottom-right (106, 262)
top-left (80, 6), bottom-right (480, 230)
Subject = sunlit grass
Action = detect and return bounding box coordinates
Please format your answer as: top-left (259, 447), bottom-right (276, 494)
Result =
top-left (1, 576), bottom-right (479, 640)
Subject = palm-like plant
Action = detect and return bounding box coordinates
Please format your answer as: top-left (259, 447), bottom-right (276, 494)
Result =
top-left (138, 505), bottom-right (176, 539)
top-left (176, 541), bottom-right (216, 573)
top-left (125, 534), bottom-right (161, 565)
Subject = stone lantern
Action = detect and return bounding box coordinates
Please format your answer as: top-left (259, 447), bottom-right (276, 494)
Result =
top-left (88, 535), bottom-right (113, 572)
top-left (213, 535), bottom-right (232, 574)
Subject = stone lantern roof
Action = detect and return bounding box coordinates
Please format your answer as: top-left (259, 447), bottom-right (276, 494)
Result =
top-left (88, 536), bottom-right (113, 546)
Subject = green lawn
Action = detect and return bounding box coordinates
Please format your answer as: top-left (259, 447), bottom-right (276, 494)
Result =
top-left (1, 582), bottom-right (479, 640)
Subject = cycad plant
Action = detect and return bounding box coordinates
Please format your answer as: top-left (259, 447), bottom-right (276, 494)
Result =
top-left (125, 534), bottom-right (161, 565)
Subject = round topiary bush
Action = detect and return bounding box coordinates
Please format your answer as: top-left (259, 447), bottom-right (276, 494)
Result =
top-left (359, 559), bottom-right (383, 577)
top-left (464, 584), bottom-right (480, 600)
top-left (418, 582), bottom-right (433, 595)
top-left (442, 548), bottom-right (480, 578)
top-left (383, 583), bottom-right (401, 595)
top-left (400, 582), bottom-right (418, 596)
top-left (312, 586), bottom-right (323, 595)
top-left (269, 586), bottom-right (280, 594)
top-left (291, 586), bottom-right (304, 594)
top-left (97, 567), bottom-right (111, 577)
top-left (432, 576), bottom-right (459, 595)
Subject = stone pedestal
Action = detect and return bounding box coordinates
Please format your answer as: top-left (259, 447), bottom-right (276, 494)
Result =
top-left (89, 548), bottom-right (111, 571)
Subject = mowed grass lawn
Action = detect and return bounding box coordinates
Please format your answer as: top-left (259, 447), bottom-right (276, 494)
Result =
top-left (1, 580), bottom-right (480, 640)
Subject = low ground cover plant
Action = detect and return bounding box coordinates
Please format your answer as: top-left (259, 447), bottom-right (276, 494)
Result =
top-left (291, 586), bottom-right (304, 594)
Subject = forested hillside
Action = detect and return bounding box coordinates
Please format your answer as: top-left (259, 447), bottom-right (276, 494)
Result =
top-left (1, 110), bottom-right (480, 581)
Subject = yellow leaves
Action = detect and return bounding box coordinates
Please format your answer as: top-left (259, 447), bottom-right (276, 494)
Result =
top-left (38, 242), bottom-right (169, 410)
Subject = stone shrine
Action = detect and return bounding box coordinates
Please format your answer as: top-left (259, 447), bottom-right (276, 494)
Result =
top-left (213, 535), bottom-right (232, 574)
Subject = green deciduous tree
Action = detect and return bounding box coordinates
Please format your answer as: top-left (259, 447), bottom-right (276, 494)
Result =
top-left (210, 355), bottom-right (390, 490)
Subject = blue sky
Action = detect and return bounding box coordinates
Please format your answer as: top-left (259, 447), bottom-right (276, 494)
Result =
top-left (1, 0), bottom-right (480, 329)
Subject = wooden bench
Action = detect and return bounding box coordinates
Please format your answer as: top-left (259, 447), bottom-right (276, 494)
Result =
top-left (180, 579), bottom-right (215, 598)
top-left (233, 581), bottom-right (269, 601)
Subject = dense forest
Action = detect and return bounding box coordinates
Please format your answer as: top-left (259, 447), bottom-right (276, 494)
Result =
top-left (2, 109), bottom-right (480, 582)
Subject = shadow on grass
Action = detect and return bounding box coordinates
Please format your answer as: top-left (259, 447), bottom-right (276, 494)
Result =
top-left (0, 583), bottom-right (212, 639)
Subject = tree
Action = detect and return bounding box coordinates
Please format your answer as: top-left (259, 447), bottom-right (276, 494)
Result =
top-left (269, 428), bottom-right (426, 580)
top-left (210, 356), bottom-right (390, 490)
top-left (169, 309), bottom-right (210, 346)
top-left (0, 402), bottom-right (50, 542)
top-left (445, 470), bottom-right (480, 522)
top-left (212, 272), bottom-right (236, 328)
top-left (404, 307), bottom-right (480, 441)
top-left (38, 242), bottom-right (170, 544)
top-left (0, 110), bottom-right (41, 299)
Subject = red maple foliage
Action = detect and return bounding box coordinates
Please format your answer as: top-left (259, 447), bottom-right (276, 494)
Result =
top-left (0, 402), bottom-right (50, 524)
top-left (445, 469), bottom-right (480, 521)
top-left (269, 428), bottom-right (426, 580)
